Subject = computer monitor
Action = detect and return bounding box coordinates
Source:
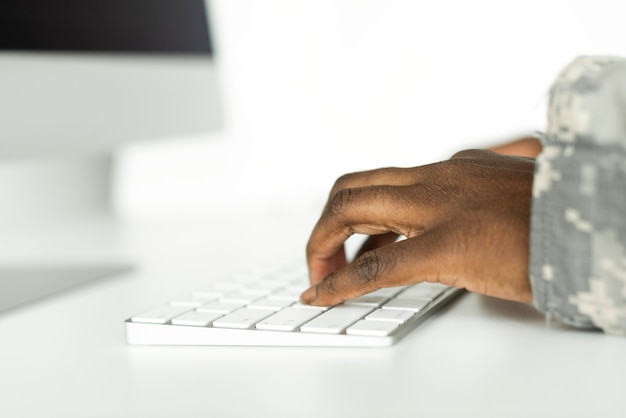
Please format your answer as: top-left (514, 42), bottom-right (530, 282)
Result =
top-left (0, 0), bottom-right (222, 312)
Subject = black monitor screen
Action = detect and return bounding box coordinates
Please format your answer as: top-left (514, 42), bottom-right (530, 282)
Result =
top-left (0, 0), bottom-right (213, 55)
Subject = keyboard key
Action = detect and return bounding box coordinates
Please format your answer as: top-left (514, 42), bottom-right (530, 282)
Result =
top-left (248, 298), bottom-right (294, 311)
top-left (300, 305), bottom-right (373, 334)
top-left (171, 311), bottom-right (224, 326)
top-left (256, 307), bottom-right (325, 332)
top-left (400, 283), bottom-right (447, 300)
top-left (266, 287), bottom-right (304, 301)
top-left (197, 301), bottom-right (245, 314)
top-left (365, 309), bottom-right (414, 324)
top-left (212, 308), bottom-right (274, 329)
top-left (346, 320), bottom-right (399, 337)
top-left (343, 294), bottom-right (390, 307)
top-left (366, 286), bottom-right (408, 298)
top-left (131, 305), bottom-right (192, 324)
top-left (382, 297), bottom-right (430, 312)
top-left (292, 302), bottom-right (331, 311)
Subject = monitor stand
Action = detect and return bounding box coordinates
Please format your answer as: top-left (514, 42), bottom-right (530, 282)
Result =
top-left (0, 152), bottom-right (133, 312)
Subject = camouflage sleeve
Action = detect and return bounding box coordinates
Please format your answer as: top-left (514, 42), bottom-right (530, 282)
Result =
top-left (530, 56), bottom-right (626, 335)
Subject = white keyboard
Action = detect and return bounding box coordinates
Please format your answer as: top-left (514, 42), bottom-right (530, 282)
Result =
top-left (125, 262), bottom-right (464, 347)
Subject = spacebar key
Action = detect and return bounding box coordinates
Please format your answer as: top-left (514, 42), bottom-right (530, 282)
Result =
top-left (300, 305), bottom-right (373, 334)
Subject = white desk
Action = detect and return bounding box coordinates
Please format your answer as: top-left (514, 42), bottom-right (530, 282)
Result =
top-left (1, 206), bottom-right (625, 418)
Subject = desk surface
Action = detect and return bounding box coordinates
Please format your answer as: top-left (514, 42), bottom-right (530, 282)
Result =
top-left (1, 207), bottom-right (625, 418)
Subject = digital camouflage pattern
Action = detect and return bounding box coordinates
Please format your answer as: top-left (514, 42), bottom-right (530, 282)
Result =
top-left (530, 56), bottom-right (626, 335)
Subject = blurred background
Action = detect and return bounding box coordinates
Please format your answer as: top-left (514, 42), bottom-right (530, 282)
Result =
top-left (114, 0), bottom-right (626, 217)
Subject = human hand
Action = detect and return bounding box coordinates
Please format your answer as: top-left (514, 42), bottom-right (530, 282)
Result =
top-left (301, 149), bottom-right (535, 307)
top-left (488, 136), bottom-right (542, 158)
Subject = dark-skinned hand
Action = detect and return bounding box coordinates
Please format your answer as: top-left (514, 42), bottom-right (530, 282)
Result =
top-left (301, 147), bottom-right (537, 307)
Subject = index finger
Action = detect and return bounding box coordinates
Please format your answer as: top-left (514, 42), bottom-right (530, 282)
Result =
top-left (307, 184), bottom-right (433, 285)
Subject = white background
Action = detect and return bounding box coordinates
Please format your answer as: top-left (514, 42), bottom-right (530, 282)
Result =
top-left (4, 5), bottom-right (626, 417)
top-left (115, 0), bottom-right (626, 216)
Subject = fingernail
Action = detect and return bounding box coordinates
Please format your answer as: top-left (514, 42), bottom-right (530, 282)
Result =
top-left (300, 286), bottom-right (317, 304)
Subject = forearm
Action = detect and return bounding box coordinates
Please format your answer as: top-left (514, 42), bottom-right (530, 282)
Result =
top-left (529, 56), bottom-right (626, 334)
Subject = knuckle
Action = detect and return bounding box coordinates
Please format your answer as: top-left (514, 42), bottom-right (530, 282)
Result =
top-left (334, 172), bottom-right (358, 189)
top-left (326, 187), bottom-right (358, 217)
top-left (322, 275), bottom-right (338, 296)
top-left (450, 149), bottom-right (482, 160)
top-left (352, 250), bottom-right (392, 288)
top-left (330, 172), bottom-right (359, 197)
